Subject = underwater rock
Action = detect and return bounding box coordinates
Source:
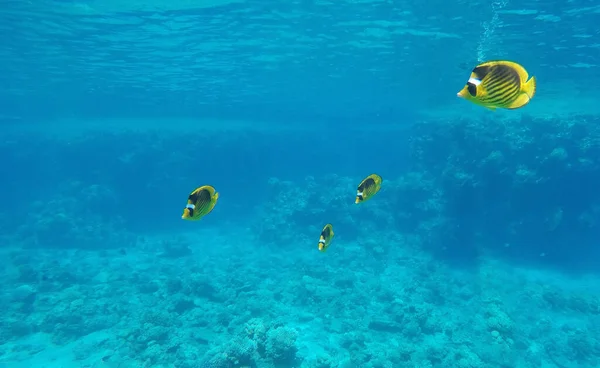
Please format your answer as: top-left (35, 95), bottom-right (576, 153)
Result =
top-left (12, 284), bottom-right (37, 304)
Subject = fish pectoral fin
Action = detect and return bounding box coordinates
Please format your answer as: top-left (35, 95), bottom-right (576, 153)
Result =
top-left (522, 76), bottom-right (536, 98)
top-left (485, 105), bottom-right (497, 111)
top-left (505, 93), bottom-right (531, 109)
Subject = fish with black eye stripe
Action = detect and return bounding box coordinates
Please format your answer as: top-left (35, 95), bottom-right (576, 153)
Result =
top-left (318, 223), bottom-right (334, 252)
top-left (355, 174), bottom-right (382, 204)
top-left (182, 185), bottom-right (219, 220)
top-left (457, 60), bottom-right (536, 110)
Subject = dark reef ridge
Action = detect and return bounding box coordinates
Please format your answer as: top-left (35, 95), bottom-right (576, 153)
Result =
top-left (3, 114), bottom-right (600, 271)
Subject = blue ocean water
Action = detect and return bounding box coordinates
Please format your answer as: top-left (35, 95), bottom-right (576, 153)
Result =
top-left (1, 0), bottom-right (600, 367)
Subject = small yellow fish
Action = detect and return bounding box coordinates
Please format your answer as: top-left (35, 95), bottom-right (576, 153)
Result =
top-left (355, 174), bottom-right (382, 204)
top-left (318, 224), bottom-right (334, 252)
top-left (182, 185), bottom-right (219, 220)
top-left (457, 60), bottom-right (536, 110)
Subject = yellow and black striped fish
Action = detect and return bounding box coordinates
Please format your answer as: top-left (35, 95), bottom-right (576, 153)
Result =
top-left (457, 60), bottom-right (536, 110)
top-left (355, 174), bottom-right (382, 204)
top-left (318, 224), bottom-right (334, 252)
top-left (181, 185), bottom-right (219, 221)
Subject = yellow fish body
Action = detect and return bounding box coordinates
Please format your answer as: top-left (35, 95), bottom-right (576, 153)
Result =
top-left (457, 60), bottom-right (536, 110)
top-left (318, 223), bottom-right (334, 252)
top-left (355, 174), bottom-right (382, 204)
top-left (182, 185), bottom-right (219, 220)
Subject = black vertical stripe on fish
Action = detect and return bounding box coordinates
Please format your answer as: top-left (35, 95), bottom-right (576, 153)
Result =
top-left (359, 182), bottom-right (371, 197)
top-left (186, 193), bottom-right (198, 217)
top-left (322, 226), bottom-right (331, 238)
top-left (467, 83), bottom-right (477, 96)
top-left (472, 65), bottom-right (491, 80)
top-left (189, 189), bottom-right (206, 216)
top-left (484, 68), bottom-right (505, 88)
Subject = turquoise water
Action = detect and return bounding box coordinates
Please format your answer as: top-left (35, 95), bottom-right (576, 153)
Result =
top-left (2, 0), bottom-right (600, 367)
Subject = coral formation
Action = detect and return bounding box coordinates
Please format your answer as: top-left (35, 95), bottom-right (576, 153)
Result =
top-left (2, 114), bottom-right (600, 367)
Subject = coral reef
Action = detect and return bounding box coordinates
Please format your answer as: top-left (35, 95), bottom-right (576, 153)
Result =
top-left (2, 114), bottom-right (600, 367)
top-left (2, 233), bottom-right (599, 367)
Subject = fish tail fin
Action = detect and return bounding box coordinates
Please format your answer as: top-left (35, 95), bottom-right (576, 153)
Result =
top-left (523, 76), bottom-right (536, 98)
